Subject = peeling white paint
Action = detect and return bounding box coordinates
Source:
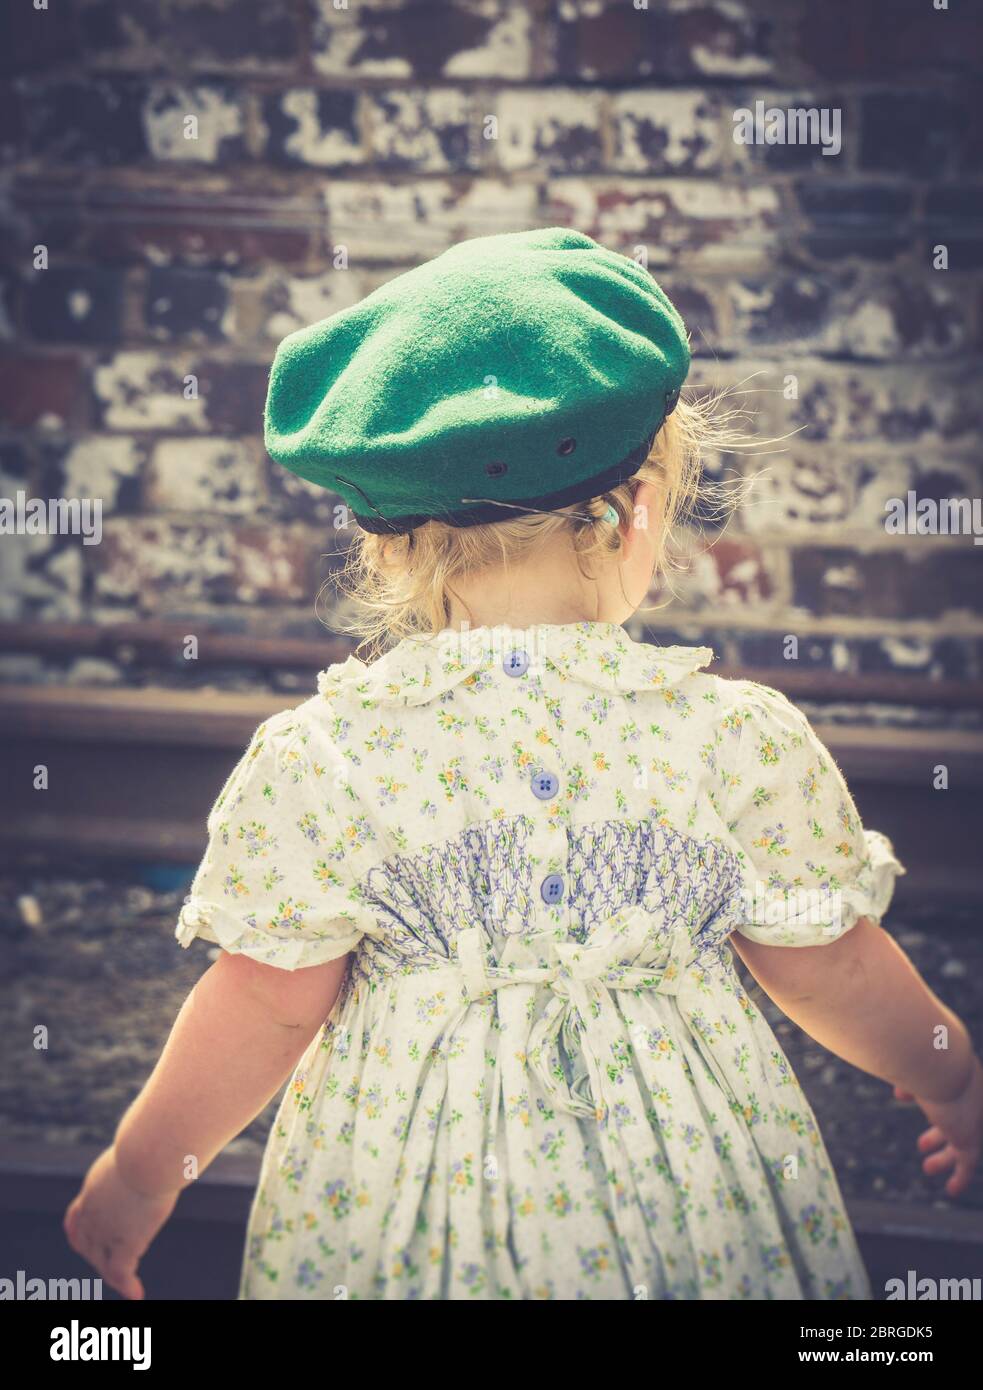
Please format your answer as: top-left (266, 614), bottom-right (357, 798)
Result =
top-left (68, 290), bottom-right (93, 320)
top-left (611, 92), bottom-right (720, 172)
top-left (62, 437), bottom-right (144, 508)
top-left (691, 45), bottom-right (770, 77)
top-left (144, 85), bottom-right (244, 163)
top-left (445, 10), bottom-right (532, 79)
top-left (368, 89), bottom-right (470, 171)
top-left (267, 272), bottom-right (363, 339)
top-left (93, 354), bottom-right (203, 431)
top-left (150, 439), bottom-right (260, 514)
top-left (280, 89), bottom-right (362, 166)
top-left (496, 89), bottom-right (602, 172)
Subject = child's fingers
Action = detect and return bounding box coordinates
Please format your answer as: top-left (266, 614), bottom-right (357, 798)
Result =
top-left (916, 1126), bottom-right (946, 1153)
top-left (105, 1253), bottom-right (145, 1301)
top-left (943, 1152), bottom-right (977, 1198)
top-left (921, 1143), bottom-right (957, 1177)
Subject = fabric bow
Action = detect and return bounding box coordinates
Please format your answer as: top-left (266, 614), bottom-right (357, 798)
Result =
top-left (454, 906), bottom-right (713, 1121)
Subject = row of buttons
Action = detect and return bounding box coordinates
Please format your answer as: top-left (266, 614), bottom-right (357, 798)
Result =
top-left (511, 658), bottom-right (564, 900)
top-left (502, 648), bottom-right (565, 904)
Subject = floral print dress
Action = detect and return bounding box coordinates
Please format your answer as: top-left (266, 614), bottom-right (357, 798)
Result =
top-left (176, 621), bottom-right (904, 1300)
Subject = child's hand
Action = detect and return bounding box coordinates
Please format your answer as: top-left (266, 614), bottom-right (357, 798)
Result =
top-left (894, 1053), bottom-right (983, 1198)
top-left (63, 1146), bottom-right (179, 1299)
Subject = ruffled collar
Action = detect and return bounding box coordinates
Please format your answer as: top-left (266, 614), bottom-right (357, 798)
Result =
top-left (317, 621), bottom-right (714, 707)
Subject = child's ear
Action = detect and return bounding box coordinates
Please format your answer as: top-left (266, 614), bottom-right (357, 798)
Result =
top-left (626, 479), bottom-right (660, 534)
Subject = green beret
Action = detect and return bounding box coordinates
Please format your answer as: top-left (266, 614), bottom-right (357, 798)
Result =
top-left (264, 226), bottom-right (690, 534)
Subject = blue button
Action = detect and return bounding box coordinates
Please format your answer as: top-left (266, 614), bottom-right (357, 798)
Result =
top-left (531, 770), bottom-right (559, 800)
top-left (540, 873), bottom-right (565, 904)
top-left (503, 649), bottom-right (529, 677)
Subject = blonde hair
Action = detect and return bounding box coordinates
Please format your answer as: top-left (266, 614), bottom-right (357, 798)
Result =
top-left (327, 391), bottom-right (752, 661)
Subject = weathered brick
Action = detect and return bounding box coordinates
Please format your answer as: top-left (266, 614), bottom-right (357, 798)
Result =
top-left (0, 439), bottom-right (32, 493)
top-left (0, 353), bottom-right (89, 431)
top-left (734, 450), bottom-right (856, 536)
top-left (93, 520), bottom-right (319, 610)
top-left (792, 547), bottom-right (983, 621)
top-left (855, 635), bottom-right (976, 682)
top-left (323, 179), bottom-right (539, 262)
top-left (729, 276), bottom-right (833, 354)
top-left (0, 533), bottom-right (84, 621)
top-left (143, 82), bottom-right (247, 164)
top-left (922, 188), bottom-right (983, 274)
top-left (144, 269), bottom-right (233, 342)
top-left (1, 0), bottom-right (81, 77)
top-left (148, 438), bottom-right (263, 515)
top-left (265, 462), bottom-right (348, 528)
top-left (545, 179), bottom-right (782, 270)
top-left (860, 92), bottom-right (957, 178)
top-left (554, 2), bottom-right (773, 82)
top-left (729, 273), bottom-right (969, 360)
top-left (702, 360), bottom-right (982, 447)
top-left (3, 176), bottom-right (317, 270)
top-left (794, 180), bottom-right (913, 263)
top-left (91, 352), bottom-right (206, 431)
top-left (493, 90), bottom-right (604, 174)
top-left (853, 454), bottom-right (983, 534)
top-left (67, 182), bottom-right (318, 268)
top-left (728, 92), bottom-right (852, 172)
top-left (91, 353), bottom-right (267, 434)
top-left (365, 89), bottom-right (480, 172)
top-left (310, 0), bottom-right (533, 82)
top-left (262, 89), bottom-right (363, 168)
top-left (610, 91), bottom-right (724, 175)
top-left (789, 0), bottom-right (983, 81)
top-left (15, 78), bottom-right (149, 166)
top-left (650, 533), bottom-right (778, 614)
top-left (796, 182), bottom-right (914, 223)
top-left (73, 0), bottom-right (301, 71)
top-left (732, 632), bottom-right (847, 673)
top-left (254, 269), bottom-right (367, 343)
top-left (0, 272), bottom-right (18, 341)
top-left (230, 527), bottom-right (318, 604)
top-left (0, 81), bottom-right (24, 163)
top-left (195, 360), bottom-right (270, 435)
top-left (22, 267), bottom-right (125, 344)
top-left (737, 448), bottom-right (981, 541)
top-left (650, 277), bottom-right (721, 358)
top-left (92, 519), bottom-right (235, 610)
top-left (39, 436), bottom-right (147, 514)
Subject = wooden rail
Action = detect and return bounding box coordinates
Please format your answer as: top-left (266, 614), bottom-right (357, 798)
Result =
top-left (1, 683), bottom-right (982, 899)
top-left (3, 618), bottom-right (983, 708)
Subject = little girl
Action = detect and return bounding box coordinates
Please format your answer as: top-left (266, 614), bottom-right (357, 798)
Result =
top-left (65, 227), bottom-right (982, 1301)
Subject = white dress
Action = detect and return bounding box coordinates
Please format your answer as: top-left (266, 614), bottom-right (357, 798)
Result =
top-left (176, 621), bottom-right (904, 1300)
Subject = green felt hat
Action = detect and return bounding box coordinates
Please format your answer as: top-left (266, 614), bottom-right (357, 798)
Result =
top-left (264, 226), bottom-right (690, 534)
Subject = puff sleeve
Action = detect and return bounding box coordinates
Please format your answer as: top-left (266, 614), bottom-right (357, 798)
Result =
top-left (723, 682), bottom-right (905, 947)
top-left (175, 707), bottom-right (366, 969)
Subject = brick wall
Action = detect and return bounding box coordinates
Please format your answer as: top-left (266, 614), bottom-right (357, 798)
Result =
top-left (1, 0), bottom-right (981, 696)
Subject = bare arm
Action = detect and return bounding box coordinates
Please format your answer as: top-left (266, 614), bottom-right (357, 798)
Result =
top-left (731, 917), bottom-right (973, 1102)
top-left (65, 951), bottom-right (350, 1297)
top-left (731, 917), bottom-right (983, 1197)
top-left (114, 950), bottom-right (351, 1196)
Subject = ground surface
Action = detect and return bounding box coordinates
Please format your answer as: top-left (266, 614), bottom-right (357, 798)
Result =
top-left (1, 871), bottom-right (980, 1213)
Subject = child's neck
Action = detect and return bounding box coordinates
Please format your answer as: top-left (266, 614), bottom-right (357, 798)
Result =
top-left (445, 594), bottom-right (606, 633)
